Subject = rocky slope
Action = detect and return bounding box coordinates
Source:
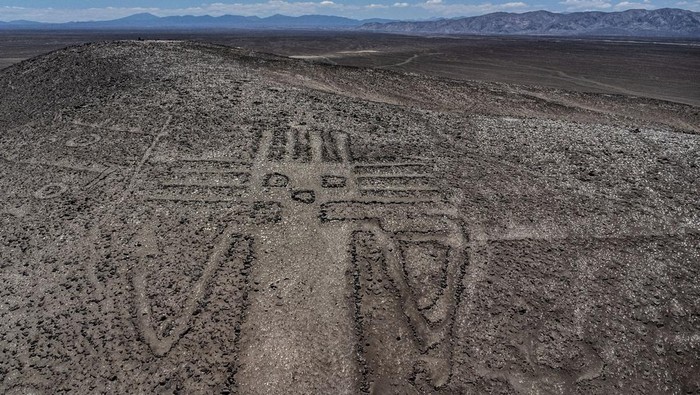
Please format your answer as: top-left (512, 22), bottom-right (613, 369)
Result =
top-left (0, 41), bottom-right (699, 394)
top-left (361, 8), bottom-right (700, 36)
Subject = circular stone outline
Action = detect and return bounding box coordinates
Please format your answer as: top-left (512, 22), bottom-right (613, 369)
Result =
top-left (66, 133), bottom-right (102, 147)
top-left (34, 183), bottom-right (68, 199)
top-left (264, 172), bottom-right (290, 188)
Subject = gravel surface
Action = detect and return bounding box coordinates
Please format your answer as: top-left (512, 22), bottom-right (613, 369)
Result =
top-left (0, 40), bottom-right (698, 394)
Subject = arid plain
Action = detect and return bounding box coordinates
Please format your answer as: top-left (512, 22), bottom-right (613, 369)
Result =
top-left (0, 34), bottom-right (699, 394)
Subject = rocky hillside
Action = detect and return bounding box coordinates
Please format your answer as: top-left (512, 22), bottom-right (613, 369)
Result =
top-left (0, 41), bottom-right (699, 394)
top-left (361, 8), bottom-right (700, 36)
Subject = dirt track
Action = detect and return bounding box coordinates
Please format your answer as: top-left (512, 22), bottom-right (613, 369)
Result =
top-left (0, 41), bottom-right (699, 394)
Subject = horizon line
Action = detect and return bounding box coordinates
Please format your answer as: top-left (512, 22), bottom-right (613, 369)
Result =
top-left (0, 7), bottom-right (694, 24)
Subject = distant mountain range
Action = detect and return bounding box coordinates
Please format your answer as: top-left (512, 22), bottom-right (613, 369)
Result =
top-left (361, 8), bottom-right (700, 37)
top-left (0, 13), bottom-right (393, 30)
top-left (1, 9), bottom-right (699, 36)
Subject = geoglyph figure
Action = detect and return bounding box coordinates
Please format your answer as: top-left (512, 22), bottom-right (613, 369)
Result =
top-left (97, 124), bottom-right (466, 392)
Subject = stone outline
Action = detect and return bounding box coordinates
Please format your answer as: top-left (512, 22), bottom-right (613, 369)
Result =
top-left (132, 226), bottom-right (253, 357)
top-left (66, 133), bottom-right (102, 147)
top-left (33, 183), bottom-right (68, 199)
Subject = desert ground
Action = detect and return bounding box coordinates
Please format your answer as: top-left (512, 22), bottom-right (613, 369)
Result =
top-left (1, 31), bottom-right (699, 106)
top-left (0, 37), bottom-right (699, 394)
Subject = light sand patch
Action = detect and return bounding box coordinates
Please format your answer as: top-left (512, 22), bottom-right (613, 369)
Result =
top-left (338, 50), bottom-right (381, 54)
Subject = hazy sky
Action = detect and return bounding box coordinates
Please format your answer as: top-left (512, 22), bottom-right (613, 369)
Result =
top-left (1, 0), bottom-right (697, 22)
